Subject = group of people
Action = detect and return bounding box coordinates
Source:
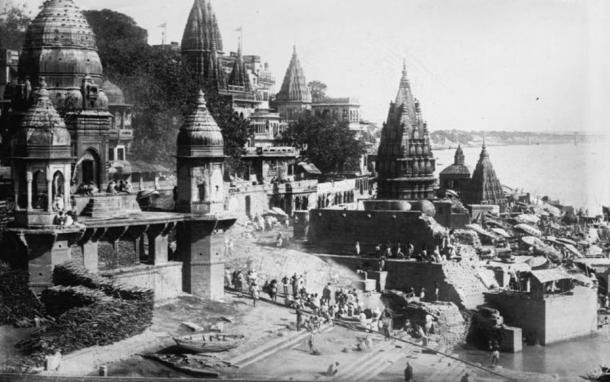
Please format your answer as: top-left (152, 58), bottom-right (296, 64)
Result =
top-left (106, 179), bottom-right (133, 194)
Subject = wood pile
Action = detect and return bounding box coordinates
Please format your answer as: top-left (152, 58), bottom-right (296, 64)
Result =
top-left (41, 285), bottom-right (112, 317)
top-left (17, 260), bottom-right (154, 365)
top-left (0, 262), bottom-right (45, 326)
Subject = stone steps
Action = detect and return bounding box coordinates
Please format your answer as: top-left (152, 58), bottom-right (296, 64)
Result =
top-left (231, 324), bottom-right (334, 369)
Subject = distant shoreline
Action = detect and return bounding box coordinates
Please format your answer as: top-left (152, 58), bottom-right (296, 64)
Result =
top-left (432, 141), bottom-right (580, 151)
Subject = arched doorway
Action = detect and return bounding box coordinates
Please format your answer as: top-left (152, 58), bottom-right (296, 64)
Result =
top-left (32, 170), bottom-right (46, 210)
top-left (52, 171), bottom-right (65, 210)
top-left (74, 149), bottom-right (101, 190)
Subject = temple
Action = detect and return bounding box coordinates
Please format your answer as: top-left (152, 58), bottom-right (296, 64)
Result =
top-left (464, 143), bottom-right (507, 209)
top-left (273, 46), bottom-right (312, 121)
top-left (439, 145), bottom-right (471, 196)
top-left (376, 62), bottom-right (436, 200)
top-left (0, 0), bottom-right (235, 302)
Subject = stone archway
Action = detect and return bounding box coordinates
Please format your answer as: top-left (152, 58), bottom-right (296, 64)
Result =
top-left (74, 149), bottom-right (101, 190)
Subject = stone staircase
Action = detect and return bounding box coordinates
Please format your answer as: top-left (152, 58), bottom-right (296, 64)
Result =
top-left (442, 262), bottom-right (488, 310)
top-left (229, 324), bottom-right (334, 369)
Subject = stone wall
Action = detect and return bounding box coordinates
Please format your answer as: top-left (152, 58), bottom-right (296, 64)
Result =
top-left (385, 261), bottom-right (488, 310)
top-left (485, 291), bottom-right (545, 345)
top-left (543, 286), bottom-right (597, 344)
top-left (485, 286), bottom-right (597, 345)
top-left (102, 262), bottom-right (182, 301)
top-left (307, 209), bottom-right (438, 254)
top-left (226, 184), bottom-right (268, 219)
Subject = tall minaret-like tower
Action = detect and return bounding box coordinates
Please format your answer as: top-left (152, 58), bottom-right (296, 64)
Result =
top-left (176, 90), bottom-right (225, 215)
top-left (176, 89), bottom-right (235, 300)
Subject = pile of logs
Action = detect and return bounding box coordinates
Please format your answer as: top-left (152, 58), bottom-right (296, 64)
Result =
top-left (17, 260), bottom-right (154, 365)
top-left (0, 263), bottom-right (45, 326)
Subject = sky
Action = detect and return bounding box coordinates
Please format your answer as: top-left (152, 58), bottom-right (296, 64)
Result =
top-left (10, 0), bottom-right (610, 133)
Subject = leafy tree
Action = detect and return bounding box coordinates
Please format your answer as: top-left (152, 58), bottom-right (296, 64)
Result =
top-left (308, 80), bottom-right (327, 102)
top-left (282, 113), bottom-right (366, 173)
top-left (84, 11), bottom-right (250, 173)
top-left (0, 4), bottom-right (31, 50)
top-left (83, 10), bottom-right (149, 78)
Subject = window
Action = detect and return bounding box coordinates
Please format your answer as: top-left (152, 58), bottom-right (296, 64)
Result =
top-left (108, 147), bottom-right (115, 161)
top-left (116, 146), bottom-right (125, 161)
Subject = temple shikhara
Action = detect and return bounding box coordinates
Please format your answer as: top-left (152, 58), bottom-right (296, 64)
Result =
top-left (376, 63), bottom-right (436, 201)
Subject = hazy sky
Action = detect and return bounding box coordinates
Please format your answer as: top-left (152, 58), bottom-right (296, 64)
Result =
top-left (12, 0), bottom-right (610, 133)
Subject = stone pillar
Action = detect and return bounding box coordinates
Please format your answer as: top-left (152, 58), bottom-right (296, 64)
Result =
top-left (46, 172), bottom-right (53, 212)
top-left (148, 231), bottom-right (168, 265)
top-left (82, 240), bottom-right (99, 273)
top-left (26, 170), bottom-right (33, 211)
top-left (13, 165), bottom-right (20, 211)
top-left (179, 219), bottom-right (227, 300)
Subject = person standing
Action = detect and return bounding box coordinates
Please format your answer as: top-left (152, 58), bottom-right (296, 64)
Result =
top-left (307, 332), bottom-right (315, 354)
top-left (404, 361), bottom-right (413, 382)
top-left (250, 281), bottom-right (259, 307)
top-left (434, 281), bottom-right (440, 301)
top-left (355, 241), bottom-right (361, 256)
top-left (460, 372), bottom-right (470, 382)
top-left (322, 283), bottom-right (332, 304)
top-left (282, 275), bottom-right (289, 296)
top-left (296, 307), bottom-right (303, 331)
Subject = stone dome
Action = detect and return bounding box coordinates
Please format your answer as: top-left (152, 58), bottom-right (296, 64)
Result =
top-left (18, 0), bottom-right (104, 112)
top-left (177, 90), bottom-right (224, 158)
top-left (14, 81), bottom-right (72, 159)
top-left (102, 80), bottom-right (125, 105)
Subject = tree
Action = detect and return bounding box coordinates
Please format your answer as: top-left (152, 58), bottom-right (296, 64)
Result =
top-left (308, 80), bottom-right (327, 102)
top-left (282, 114), bottom-right (366, 173)
top-left (84, 11), bottom-right (251, 173)
top-left (83, 10), bottom-right (149, 78)
top-left (0, 4), bottom-right (31, 50)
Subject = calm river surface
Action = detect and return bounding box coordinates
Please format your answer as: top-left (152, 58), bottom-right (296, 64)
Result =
top-left (435, 138), bottom-right (610, 379)
top-left (434, 139), bottom-right (610, 214)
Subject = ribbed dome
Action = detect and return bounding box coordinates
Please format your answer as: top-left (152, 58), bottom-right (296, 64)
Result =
top-left (14, 80), bottom-right (72, 159)
top-left (276, 46), bottom-right (311, 103)
top-left (440, 145), bottom-right (470, 176)
top-left (18, 0), bottom-right (104, 112)
top-left (102, 80), bottom-right (125, 105)
top-left (177, 90), bottom-right (224, 158)
top-left (181, 0), bottom-right (223, 53)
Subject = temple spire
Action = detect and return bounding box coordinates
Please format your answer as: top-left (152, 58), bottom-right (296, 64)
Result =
top-left (276, 45), bottom-right (311, 103)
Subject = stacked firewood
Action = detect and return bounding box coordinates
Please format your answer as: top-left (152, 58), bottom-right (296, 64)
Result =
top-left (17, 260), bottom-right (154, 365)
top-left (0, 263), bottom-right (45, 326)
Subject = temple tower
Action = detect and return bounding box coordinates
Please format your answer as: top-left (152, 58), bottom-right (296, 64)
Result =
top-left (227, 44), bottom-right (251, 92)
top-left (376, 62), bottom-right (436, 200)
top-left (12, 0), bottom-right (121, 192)
top-left (176, 90), bottom-right (225, 215)
top-left (274, 46), bottom-right (312, 121)
top-left (176, 90), bottom-right (235, 300)
top-left (10, 79), bottom-right (73, 227)
top-left (439, 145), bottom-right (471, 195)
top-left (17, 0), bottom-right (104, 114)
top-left (181, 0), bottom-right (224, 86)
top-left (463, 143), bottom-right (507, 209)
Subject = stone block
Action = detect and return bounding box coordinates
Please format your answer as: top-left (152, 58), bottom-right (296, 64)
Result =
top-left (82, 241), bottom-right (98, 273)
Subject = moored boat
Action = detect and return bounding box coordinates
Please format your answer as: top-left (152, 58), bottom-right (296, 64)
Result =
top-left (173, 332), bottom-right (245, 353)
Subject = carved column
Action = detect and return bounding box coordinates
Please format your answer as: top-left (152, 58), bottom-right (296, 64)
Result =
top-left (26, 170), bottom-right (33, 211)
top-left (46, 169), bottom-right (53, 212)
top-left (13, 164), bottom-right (20, 211)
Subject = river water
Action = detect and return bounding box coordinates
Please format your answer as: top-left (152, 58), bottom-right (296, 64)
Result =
top-left (435, 139), bottom-right (610, 379)
top-left (434, 139), bottom-right (610, 214)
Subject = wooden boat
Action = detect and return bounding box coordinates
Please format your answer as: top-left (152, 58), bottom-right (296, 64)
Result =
top-left (173, 332), bottom-right (245, 353)
top-left (143, 353), bottom-right (220, 378)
